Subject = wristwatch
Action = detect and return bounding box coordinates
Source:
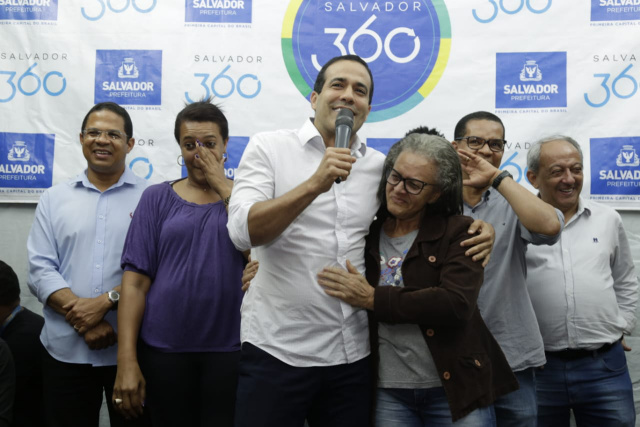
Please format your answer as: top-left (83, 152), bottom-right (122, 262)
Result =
top-left (491, 170), bottom-right (513, 190)
top-left (107, 290), bottom-right (120, 310)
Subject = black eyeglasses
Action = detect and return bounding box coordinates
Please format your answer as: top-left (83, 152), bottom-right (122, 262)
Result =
top-left (386, 168), bottom-right (432, 195)
top-left (455, 136), bottom-right (506, 152)
top-left (82, 128), bottom-right (126, 141)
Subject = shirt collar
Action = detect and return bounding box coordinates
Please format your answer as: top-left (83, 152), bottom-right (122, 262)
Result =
top-left (571, 196), bottom-right (591, 222)
top-left (70, 166), bottom-right (138, 191)
top-left (298, 118), bottom-right (367, 158)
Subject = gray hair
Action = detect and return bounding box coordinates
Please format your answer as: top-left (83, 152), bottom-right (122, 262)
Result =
top-left (379, 133), bottom-right (463, 216)
top-left (527, 135), bottom-right (583, 173)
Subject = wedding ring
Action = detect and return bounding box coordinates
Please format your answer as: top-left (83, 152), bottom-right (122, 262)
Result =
top-left (114, 398), bottom-right (123, 405)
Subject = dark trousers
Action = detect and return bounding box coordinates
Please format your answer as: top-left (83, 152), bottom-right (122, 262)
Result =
top-left (42, 350), bottom-right (149, 427)
top-left (234, 342), bottom-right (372, 427)
top-left (139, 343), bottom-right (240, 427)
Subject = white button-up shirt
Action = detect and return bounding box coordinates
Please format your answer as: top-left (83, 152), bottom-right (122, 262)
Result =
top-left (526, 197), bottom-right (638, 351)
top-left (228, 119), bottom-right (385, 367)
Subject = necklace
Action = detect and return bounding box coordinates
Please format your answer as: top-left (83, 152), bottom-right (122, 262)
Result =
top-left (187, 178), bottom-right (209, 192)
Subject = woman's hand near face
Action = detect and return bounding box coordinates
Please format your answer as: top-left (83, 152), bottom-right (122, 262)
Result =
top-left (195, 143), bottom-right (232, 197)
top-left (318, 260), bottom-right (374, 310)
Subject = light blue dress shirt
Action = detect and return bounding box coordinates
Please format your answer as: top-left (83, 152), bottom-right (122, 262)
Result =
top-left (27, 167), bottom-right (147, 366)
top-left (463, 187), bottom-right (564, 372)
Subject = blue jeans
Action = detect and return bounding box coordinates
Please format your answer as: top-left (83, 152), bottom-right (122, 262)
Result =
top-left (493, 367), bottom-right (537, 427)
top-left (375, 388), bottom-right (496, 427)
top-left (536, 341), bottom-right (635, 427)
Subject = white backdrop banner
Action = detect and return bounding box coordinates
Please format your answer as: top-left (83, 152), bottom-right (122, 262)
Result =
top-left (1, 0), bottom-right (640, 208)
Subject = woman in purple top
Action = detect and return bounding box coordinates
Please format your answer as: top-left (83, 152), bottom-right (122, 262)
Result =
top-left (113, 100), bottom-right (246, 427)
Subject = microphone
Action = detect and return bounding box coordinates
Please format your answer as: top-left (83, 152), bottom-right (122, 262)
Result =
top-left (334, 108), bottom-right (354, 184)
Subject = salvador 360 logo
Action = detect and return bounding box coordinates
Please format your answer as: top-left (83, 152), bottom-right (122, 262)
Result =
top-left (282, 0), bottom-right (451, 122)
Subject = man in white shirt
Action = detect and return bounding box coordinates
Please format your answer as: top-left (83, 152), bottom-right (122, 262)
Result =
top-left (228, 54), bottom-right (382, 427)
top-left (525, 136), bottom-right (638, 427)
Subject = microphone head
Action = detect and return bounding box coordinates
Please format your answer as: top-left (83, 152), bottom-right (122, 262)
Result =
top-left (335, 108), bottom-right (354, 129)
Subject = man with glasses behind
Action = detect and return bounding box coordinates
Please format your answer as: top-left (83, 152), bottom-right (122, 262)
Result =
top-left (450, 111), bottom-right (563, 426)
top-left (27, 102), bottom-right (148, 427)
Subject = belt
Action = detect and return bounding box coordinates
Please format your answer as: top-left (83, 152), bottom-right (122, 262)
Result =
top-left (546, 339), bottom-right (620, 361)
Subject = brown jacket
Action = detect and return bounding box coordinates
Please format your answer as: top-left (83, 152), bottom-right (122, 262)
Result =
top-left (366, 212), bottom-right (518, 421)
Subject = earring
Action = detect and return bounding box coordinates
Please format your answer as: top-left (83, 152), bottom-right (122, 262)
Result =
top-left (177, 155), bottom-right (185, 166)
top-left (222, 152), bottom-right (228, 163)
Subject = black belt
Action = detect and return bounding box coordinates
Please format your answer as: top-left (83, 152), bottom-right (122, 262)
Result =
top-left (546, 339), bottom-right (620, 361)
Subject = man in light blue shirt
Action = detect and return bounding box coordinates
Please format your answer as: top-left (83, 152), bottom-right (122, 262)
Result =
top-left (452, 111), bottom-right (563, 427)
top-left (27, 102), bottom-right (148, 427)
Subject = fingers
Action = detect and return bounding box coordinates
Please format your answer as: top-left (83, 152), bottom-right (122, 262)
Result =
top-left (241, 260), bottom-right (259, 292)
top-left (345, 259), bottom-right (359, 274)
top-left (119, 391), bottom-right (142, 420)
top-left (317, 148), bottom-right (356, 187)
top-left (460, 234), bottom-right (489, 249)
top-left (318, 266), bottom-right (349, 284)
top-left (62, 299), bottom-right (76, 311)
top-left (465, 219), bottom-right (483, 235)
top-left (481, 254), bottom-right (491, 268)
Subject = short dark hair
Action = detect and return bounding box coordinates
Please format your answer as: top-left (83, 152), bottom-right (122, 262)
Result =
top-left (453, 111), bottom-right (505, 141)
top-left (404, 126), bottom-right (445, 138)
top-left (313, 55), bottom-right (374, 104)
top-left (174, 99), bottom-right (229, 143)
top-left (81, 102), bottom-right (133, 138)
top-left (378, 134), bottom-right (463, 217)
top-left (0, 260), bottom-right (20, 307)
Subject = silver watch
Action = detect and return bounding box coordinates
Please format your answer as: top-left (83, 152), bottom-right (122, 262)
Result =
top-left (107, 290), bottom-right (120, 309)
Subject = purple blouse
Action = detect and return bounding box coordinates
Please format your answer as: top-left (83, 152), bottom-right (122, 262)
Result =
top-left (121, 182), bottom-right (245, 352)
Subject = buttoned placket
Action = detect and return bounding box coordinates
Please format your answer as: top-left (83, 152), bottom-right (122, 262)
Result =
top-left (92, 191), bottom-right (108, 296)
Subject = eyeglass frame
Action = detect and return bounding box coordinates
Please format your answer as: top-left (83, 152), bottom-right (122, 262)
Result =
top-left (454, 136), bottom-right (506, 152)
top-left (81, 128), bottom-right (128, 142)
top-left (385, 168), bottom-right (434, 195)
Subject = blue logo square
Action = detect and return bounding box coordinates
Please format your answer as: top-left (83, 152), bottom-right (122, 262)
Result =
top-left (95, 50), bottom-right (162, 105)
top-left (591, 137), bottom-right (640, 195)
top-left (591, 0), bottom-right (640, 21)
top-left (496, 52), bottom-right (567, 109)
top-left (185, 0), bottom-right (252, 23)
top-left (0, 132), bottom-right (54, 188)
top-left (0, 0), bottom-right (58, 20)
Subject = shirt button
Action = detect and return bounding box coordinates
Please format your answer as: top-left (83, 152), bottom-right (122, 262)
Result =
top-left (94, 289), bottom-right (100, 293)
top-left (95, 264), bottom-right (101, 269)
top-left (428, 256), bottom-right (436, 263)
top-left (426, 329), bottom-right (435, 337)
top-left (97, 240), bottom-right (102, 244)
top-left (443, 371), bottom-right (451, 380)
top-left (99, 215), bottom-right (105, 219)
top-left (475, 359), bottom-right (482, 367)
